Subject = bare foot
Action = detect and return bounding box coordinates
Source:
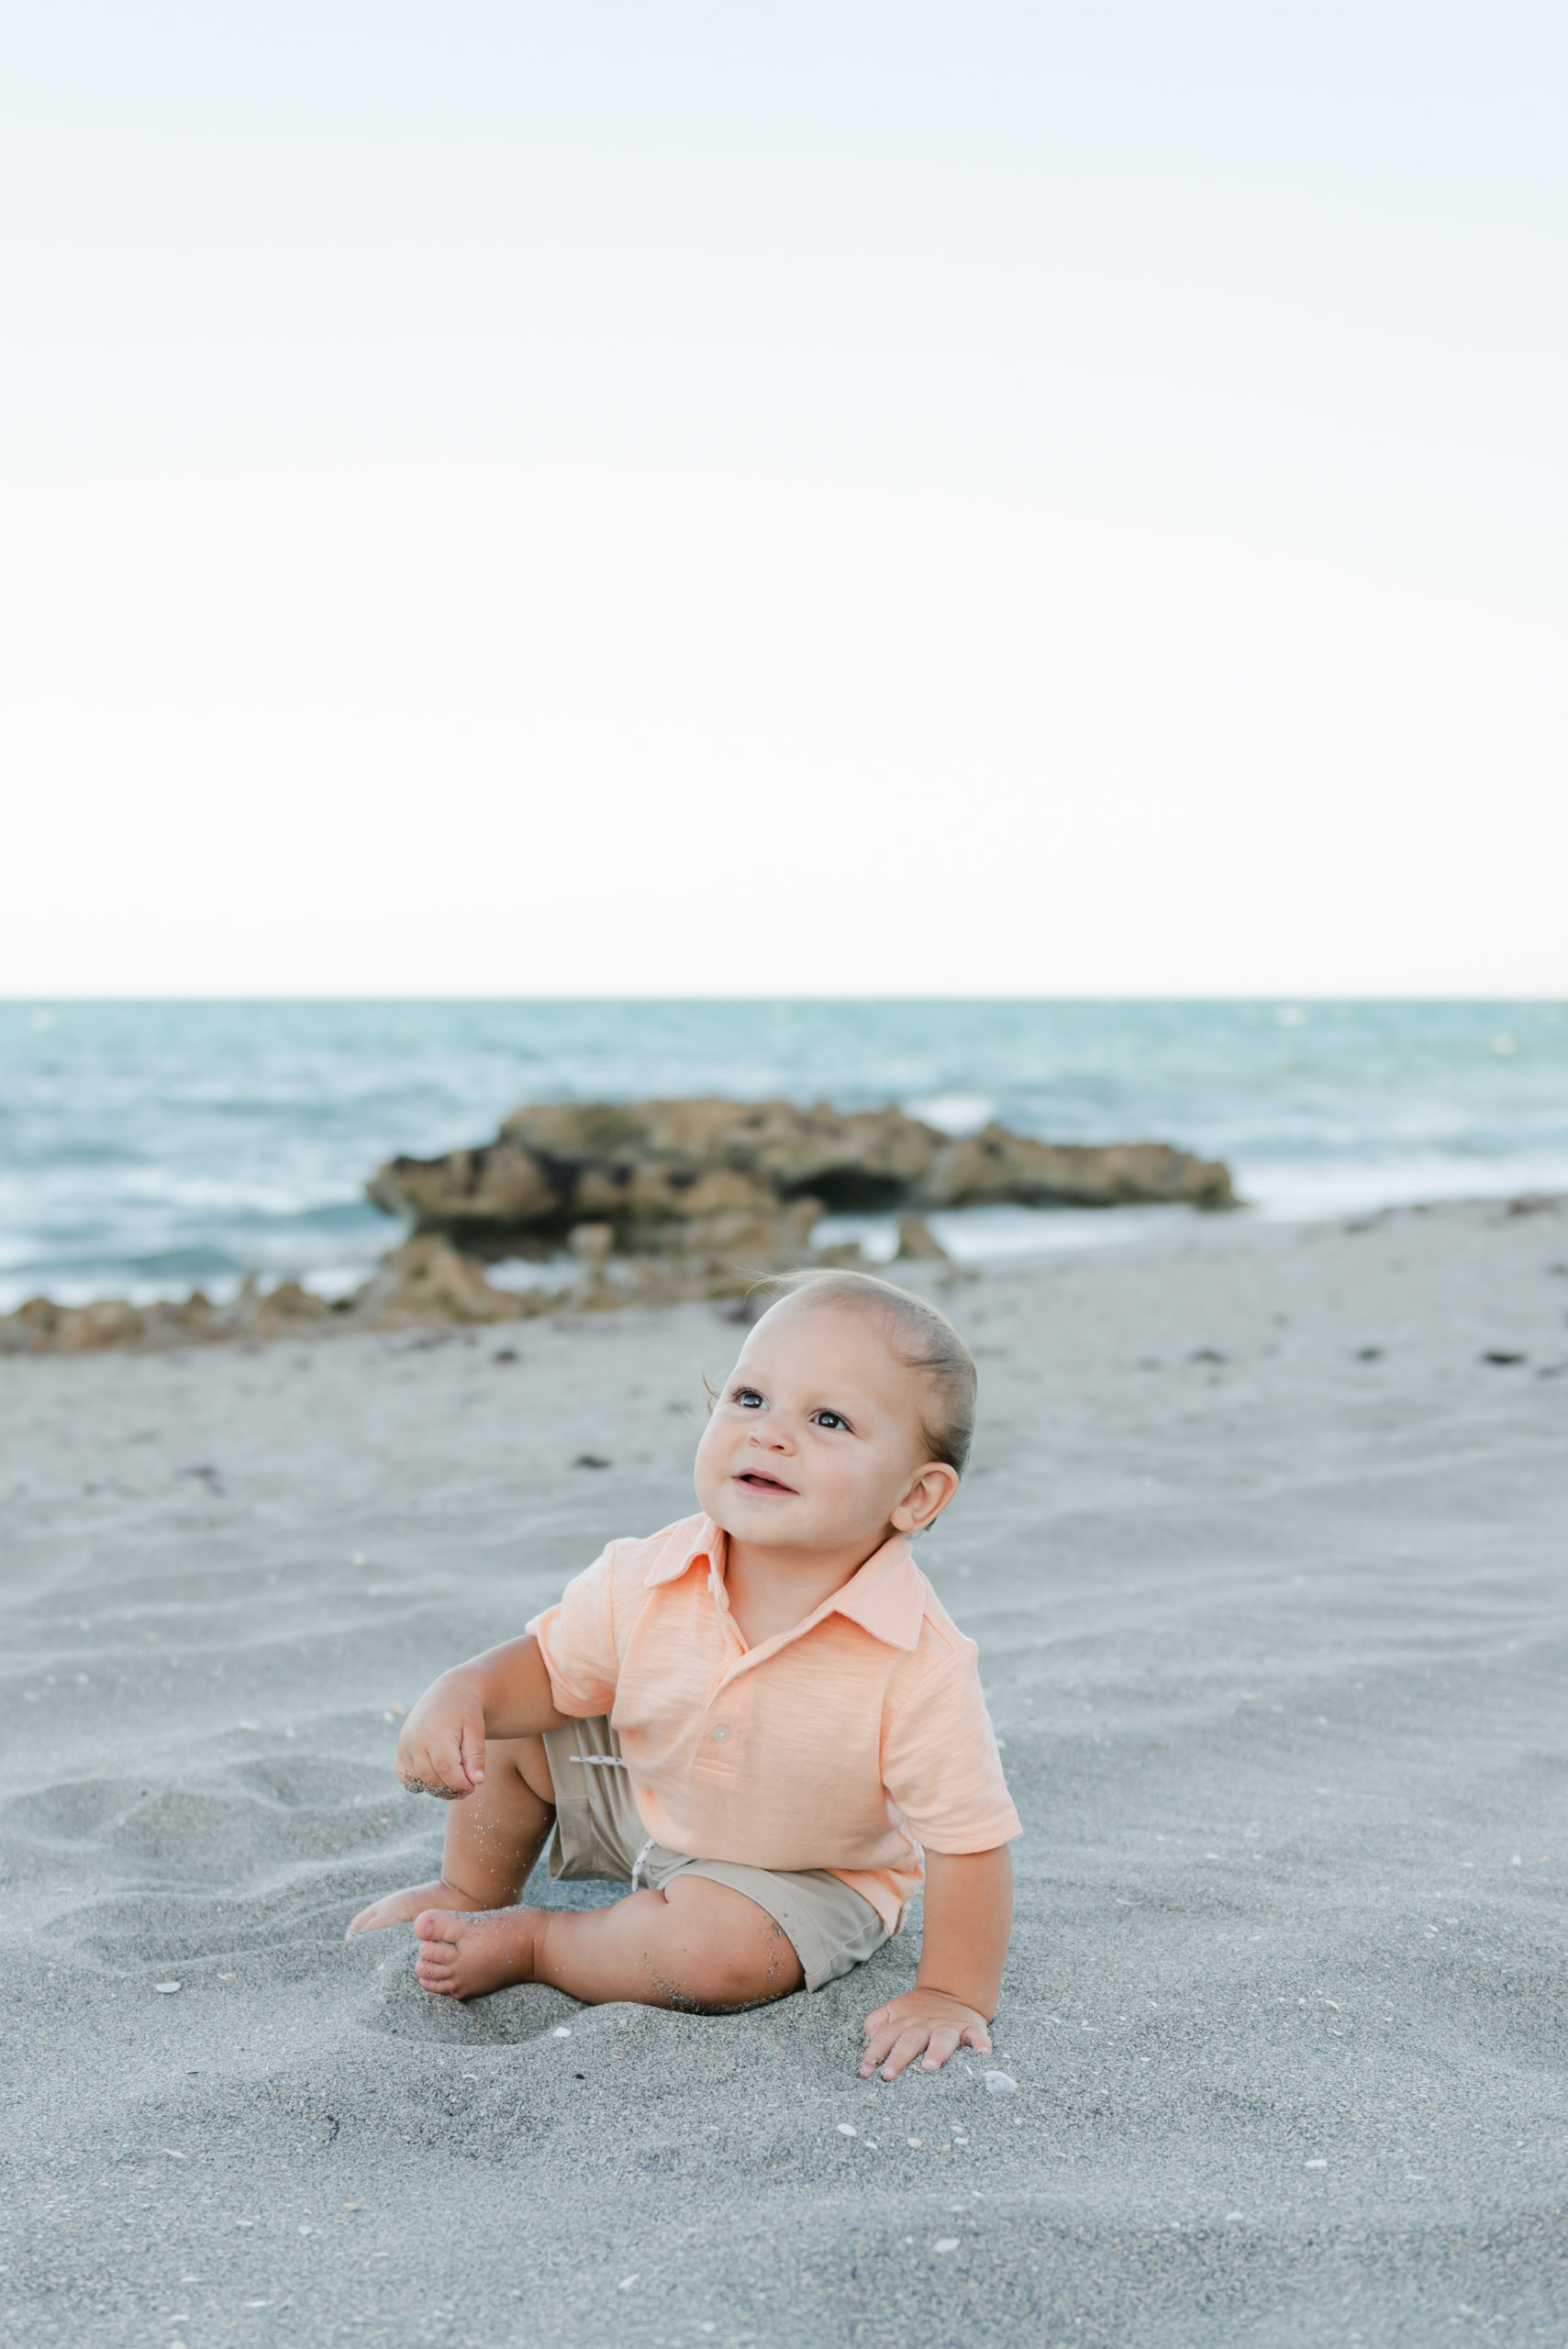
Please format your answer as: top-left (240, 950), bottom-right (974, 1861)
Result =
top-left (346, 1879), bottom-right (467, 1940)
top-left (414, 1906), bottom-right (542, 1999)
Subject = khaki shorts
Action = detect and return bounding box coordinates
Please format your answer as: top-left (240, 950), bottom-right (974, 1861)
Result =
top-left (540, 1714), bottom-right (889, 1994)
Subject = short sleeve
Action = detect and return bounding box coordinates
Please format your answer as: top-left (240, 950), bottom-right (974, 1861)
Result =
top-left (881, 1648), bottom-right (1021, 1854)
top-left (525, 1544), bottom-right (622, 1718)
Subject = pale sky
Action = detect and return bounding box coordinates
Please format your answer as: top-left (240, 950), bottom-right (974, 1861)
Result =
top-left (4, 3), bottom-right (1564, 996)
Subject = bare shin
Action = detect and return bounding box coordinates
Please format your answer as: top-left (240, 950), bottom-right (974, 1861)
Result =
top-left (439, 1735), bottom-right (557, 1907)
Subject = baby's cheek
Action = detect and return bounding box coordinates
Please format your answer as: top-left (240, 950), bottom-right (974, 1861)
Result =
top-left (690, 1418), bottom-right (728, 1503)
top-left (820, 1460), bottom-right (888, 1538)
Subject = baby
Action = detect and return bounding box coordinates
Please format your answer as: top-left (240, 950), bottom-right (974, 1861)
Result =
top-left (347, 1268), bottom-right (1019, 2079)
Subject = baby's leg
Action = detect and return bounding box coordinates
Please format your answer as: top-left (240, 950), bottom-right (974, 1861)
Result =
top-left (345, 1737), bottom-right (556, 1937)
top-left (413, 1874), bottom-right (806, 2009)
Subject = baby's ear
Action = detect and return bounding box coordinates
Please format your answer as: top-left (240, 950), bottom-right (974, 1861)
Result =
top-left (893, 1461), bottom-right (960, 1534)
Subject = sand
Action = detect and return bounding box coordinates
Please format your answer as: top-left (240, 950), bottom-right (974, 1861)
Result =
top-left (3, 1197), bottom-right (1566, 2348)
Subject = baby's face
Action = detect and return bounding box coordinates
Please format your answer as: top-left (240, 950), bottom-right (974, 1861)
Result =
top-left (693, 1299), bottom-right (946, 1558)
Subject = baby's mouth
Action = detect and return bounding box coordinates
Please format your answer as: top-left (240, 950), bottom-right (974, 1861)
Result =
top-left (736, 1470), bottom-right (797, 1495)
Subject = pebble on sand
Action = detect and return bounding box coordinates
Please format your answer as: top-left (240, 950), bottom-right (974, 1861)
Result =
top-left (837, 2123), bottom-right (857, 2136)
top-left (933, 2239), bottom-right (960, 2254)
top-left (154, 1982), bottom-right (181, 1994)
top-left (984, 2071), bottom-right (1017, 2093)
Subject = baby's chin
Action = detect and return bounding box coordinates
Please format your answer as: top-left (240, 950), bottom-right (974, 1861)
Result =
top-left (706, 1483), bottom-right (898, 1559)
top-left (704, 1477), bottom-right (813, 1539)
top-left (710, 1479), bottom-right (805, 1522)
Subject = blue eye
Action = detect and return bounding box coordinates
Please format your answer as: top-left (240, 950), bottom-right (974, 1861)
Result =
top-left (813, 1409), bottom-right (850, 1431)
top-left (733, 1387), bottom-right (763, 1408)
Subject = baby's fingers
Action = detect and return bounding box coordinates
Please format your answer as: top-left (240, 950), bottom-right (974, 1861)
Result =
top-left (858, 2019), bottom-right (904, 2076)
top-left (917, 2025), bottom-right (962, 2073)
top-left (874, 2026), bottom-right (942, 2082)
top-left (396, 1731), bottom-right (473, 1798)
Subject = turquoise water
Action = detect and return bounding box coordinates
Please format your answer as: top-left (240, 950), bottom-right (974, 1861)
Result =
top-left (1, 999), bottom-right (1564, 1311)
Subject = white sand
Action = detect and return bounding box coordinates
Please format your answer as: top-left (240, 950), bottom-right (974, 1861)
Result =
top-left (3, 1198), bottom-right (1566, 2347)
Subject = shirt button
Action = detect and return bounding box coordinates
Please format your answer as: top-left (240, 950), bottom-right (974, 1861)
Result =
top-left (710, 1726), bottom-right (731, 1742)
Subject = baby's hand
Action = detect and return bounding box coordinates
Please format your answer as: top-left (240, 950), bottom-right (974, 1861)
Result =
top-left (395, 1671), bottom-right (486, 1799)
top-left (860, 1989), bottom-right (992, 2079)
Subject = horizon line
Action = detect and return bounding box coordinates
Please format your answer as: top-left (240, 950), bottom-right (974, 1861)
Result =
top-left (3, 991), bottom-right (1565, 1010)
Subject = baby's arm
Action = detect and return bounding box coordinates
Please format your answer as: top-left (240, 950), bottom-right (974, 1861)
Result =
top-left (395, 1635), bottom-right (571, 1799)
top-left (859, 1844), bottom-right (1012, 2079)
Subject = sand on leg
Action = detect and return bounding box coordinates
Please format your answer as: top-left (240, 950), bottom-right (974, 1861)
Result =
top-left (413, 1874), bottom-right (806, 2009)
top-left (345, 1736), bottom-right (557, 1936)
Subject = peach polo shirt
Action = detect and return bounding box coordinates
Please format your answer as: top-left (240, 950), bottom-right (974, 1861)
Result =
top-left (526, 1511), bottom-right (1021, 1934)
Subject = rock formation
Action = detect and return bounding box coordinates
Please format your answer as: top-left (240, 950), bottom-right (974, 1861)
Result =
top-left (0, 1276), bottom-right (332, 1355)
top-left (367, 1096), bottom-right (1235, 1249)
top-left (353, 1097), bottom-right (1232, 1326)
top-left (0, 1097), bottom-right (1234, 1352)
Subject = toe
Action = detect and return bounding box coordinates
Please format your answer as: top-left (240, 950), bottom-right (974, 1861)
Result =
top-left (413, 1908), bottom-right (454, 1943)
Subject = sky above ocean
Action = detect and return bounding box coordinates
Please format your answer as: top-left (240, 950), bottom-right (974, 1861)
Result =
top-left (5, 6), bottom-right (1563, 999)
top-left (2, 998), bottom-right (1563, 1312)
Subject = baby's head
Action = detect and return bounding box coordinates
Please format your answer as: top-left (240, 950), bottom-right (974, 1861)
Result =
top-left (693, 1270), bottom-right (977, 1559)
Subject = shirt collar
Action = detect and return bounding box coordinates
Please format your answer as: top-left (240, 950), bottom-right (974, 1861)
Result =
top-left (647, 1517), bottom-right (926, 1652)
top-left (644, 1516), bottom-right (726, 1587)
top-left (826, 1532), bottom-right (927, 1651)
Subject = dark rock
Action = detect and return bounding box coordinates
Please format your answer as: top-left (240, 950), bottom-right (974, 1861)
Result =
top-left (367, 1140), bottom-right (570, 1238)
top-left (921, 1127), bottom-right (1233, 1212)
top-left (368, 1097), bottom-right (1236, 1251)
top-left (500, 1097), bottom-right (940, 1211)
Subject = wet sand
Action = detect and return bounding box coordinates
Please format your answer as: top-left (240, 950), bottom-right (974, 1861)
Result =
top-left (2, 1197), bottom-right (1566, 2347)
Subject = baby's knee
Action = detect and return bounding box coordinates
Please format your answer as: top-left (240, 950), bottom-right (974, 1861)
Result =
top-left (695, 1941), bottom-right (801, 2009)
top-left (655, 1882), bottom-right (804, 2009)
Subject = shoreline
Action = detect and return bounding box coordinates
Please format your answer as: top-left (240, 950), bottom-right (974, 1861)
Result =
top-left (5, 1183), bottom-right (1566, 1359)
top-left (7, 996), bottom-right (1565, 1334)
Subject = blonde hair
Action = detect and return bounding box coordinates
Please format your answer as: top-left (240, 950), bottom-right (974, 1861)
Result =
top-left (757, 1267), bottom-right (978, 1475)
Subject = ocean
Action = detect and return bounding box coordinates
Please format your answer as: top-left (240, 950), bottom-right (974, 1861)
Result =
top-left (2, 999), bottom-right (1564, 1314)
